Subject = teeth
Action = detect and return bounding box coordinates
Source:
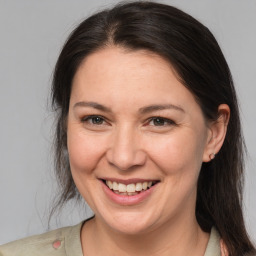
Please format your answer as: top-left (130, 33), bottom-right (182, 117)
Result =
top-left (127, 184), bottom-right (136, 193)
top-left (142, 182), bottom-right (147, 190)
top-left (105, 180), bottom-right (155, 193)
top-left (118, 183), bottom-right (126, 192)
top-left (106, 180), bottom-right (113, 189)
top-left (112, 181), bottom-right (118, 190)
top-left (135, 183), bottom-right (142, 191)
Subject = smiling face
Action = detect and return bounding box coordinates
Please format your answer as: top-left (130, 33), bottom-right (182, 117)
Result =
top-left (67, 47), bottom-right (212, 235)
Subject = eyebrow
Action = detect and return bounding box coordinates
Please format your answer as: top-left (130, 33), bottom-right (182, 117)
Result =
top-left (139, 104), bottom-right (185, 114)
top-left (73, 101), bottom-right (112, 112)
top-left (73, 101), bottom-right (185, 114)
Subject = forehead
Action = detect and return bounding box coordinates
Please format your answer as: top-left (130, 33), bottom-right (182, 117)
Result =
top-left (73, 47), bottom-right (178, 92)
top-left (75, 47), bottom-right (175, 81)
top-left (71, 47), bottom-right (200, 115)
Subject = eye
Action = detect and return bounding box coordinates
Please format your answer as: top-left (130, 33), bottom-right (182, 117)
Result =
top-left (148, 117), bottom-right (175, 126)
top-left (82, 115), bottom-right (105, 125)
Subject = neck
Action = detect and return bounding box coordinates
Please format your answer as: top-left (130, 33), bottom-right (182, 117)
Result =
top-left (81, 214), bottom-right (209, 256)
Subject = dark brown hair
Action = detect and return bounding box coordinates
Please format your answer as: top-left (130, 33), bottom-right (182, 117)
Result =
top-left (51, 1), bottom-right (255, 255)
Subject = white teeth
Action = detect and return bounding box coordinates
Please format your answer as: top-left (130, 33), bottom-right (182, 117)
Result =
top-left (112, 181), bottom-right (118, 190)
top-left (106, 180), bottom-right (113, 189)
top-left (142, 182), bottom-right (148, 190)
top-left (135, 183), bottom-right (143, 191)
top-left (118, 183), bottom-right (126, 192)
top-left (127, 184), bottom-right (136, 193)
top-left (105, 180), bottom-right (156, 193)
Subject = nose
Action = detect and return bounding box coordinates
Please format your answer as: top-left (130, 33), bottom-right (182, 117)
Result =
top-left (106, 126), bottom-right (146, 171)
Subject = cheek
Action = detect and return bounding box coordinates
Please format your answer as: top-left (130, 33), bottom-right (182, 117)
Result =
top-left (146, 131), bottom-right (206, 176)
top-left (67, 128), bottom-right (107, 174)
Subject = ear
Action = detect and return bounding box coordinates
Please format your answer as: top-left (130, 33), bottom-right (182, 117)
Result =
top-left (203, 104), bottom-right (230, 162)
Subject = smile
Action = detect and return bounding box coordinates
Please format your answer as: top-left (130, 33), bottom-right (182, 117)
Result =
top-left (100, 178), bottom-right (160, 205)
top-left (103, 180), bottom-right (159, 196)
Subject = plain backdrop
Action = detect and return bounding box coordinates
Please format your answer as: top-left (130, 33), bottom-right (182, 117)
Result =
top-left (0, 0), bottom-right (255, 245)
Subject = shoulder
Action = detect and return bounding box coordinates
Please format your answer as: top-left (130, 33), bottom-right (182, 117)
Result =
top-left (0, 222), bottom-right (84, 256)
top-left (204, 227), bottom-right (230, 256)
top-left (204, 227), bottom-right (222, 256)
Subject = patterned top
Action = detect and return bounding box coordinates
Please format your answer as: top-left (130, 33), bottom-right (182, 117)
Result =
top-left (0, 222), bottom-right (222, 256)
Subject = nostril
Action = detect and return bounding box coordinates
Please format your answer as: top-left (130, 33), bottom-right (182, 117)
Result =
top-left (106, 151), bottom-right (147, 171)
top-left (106, 136), bottom-right (147, 171)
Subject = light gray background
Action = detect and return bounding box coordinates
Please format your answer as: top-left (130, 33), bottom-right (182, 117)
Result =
top-left (0, 0), bottom-right (255, 245)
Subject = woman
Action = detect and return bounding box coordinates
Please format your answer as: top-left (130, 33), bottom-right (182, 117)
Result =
top-left (0, 1), bottom-right (255, 255)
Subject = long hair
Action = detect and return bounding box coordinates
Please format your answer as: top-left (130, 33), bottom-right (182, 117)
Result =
top-left (51, 2), bottom-right (255, 255)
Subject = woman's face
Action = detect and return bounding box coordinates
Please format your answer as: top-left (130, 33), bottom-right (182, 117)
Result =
top-left (67, 47), bottom-right (212, 234)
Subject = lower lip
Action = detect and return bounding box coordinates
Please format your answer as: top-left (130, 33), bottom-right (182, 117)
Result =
top-left (101, 180), bottom-right (158, 206)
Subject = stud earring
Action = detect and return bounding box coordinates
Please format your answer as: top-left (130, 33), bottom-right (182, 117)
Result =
top-left (209, 153), bottom-right (216, 160)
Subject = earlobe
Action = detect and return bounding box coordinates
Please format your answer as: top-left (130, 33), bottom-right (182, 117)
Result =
top-left (203, 104), bottom-right (230, 162)
top-left (209, 153), bottom-right (216, 160)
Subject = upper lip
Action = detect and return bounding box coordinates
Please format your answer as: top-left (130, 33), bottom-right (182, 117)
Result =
top-left (100, 178), bottom-right (160, 185)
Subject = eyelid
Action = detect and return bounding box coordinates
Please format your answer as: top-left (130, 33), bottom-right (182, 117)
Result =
top-left (146, 116), bottom-right (176, 126)
top-left (81, 115), bottom-right (109, 125)
top-left (80, 115), bottom-right (175, 127)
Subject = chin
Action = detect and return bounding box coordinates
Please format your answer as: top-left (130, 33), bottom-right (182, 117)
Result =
top-left (99, 210), bottom-right (159, 235)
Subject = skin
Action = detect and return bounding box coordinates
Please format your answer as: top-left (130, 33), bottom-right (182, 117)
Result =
top-left (67, 47), bottom-right (230, 255)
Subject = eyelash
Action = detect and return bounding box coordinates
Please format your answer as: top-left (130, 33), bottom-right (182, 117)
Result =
top-left (147, 117), bottom-right (176, 127)
top-left (81, 115), bottom-right (176, 127)
top-left (81, 115), bottom-right (106, 125)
